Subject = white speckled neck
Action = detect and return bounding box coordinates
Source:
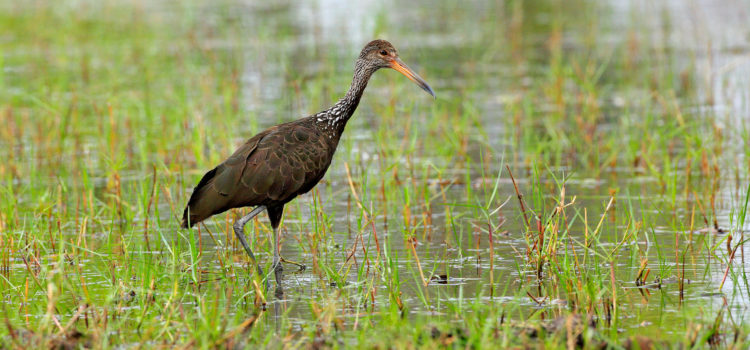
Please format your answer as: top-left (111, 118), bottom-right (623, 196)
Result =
top-left (315, 59), bottom-right (377, 135)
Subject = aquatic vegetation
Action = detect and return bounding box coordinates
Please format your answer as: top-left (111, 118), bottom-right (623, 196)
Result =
top-left (0, 0), bottom-right (748, 348)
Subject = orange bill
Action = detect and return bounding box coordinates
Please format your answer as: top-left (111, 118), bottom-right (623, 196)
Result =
top-left (390, 57), bottom-right (435, 98)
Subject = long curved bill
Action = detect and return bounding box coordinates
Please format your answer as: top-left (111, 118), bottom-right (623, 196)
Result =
top-left (390, 57), bottom-right (436, 98)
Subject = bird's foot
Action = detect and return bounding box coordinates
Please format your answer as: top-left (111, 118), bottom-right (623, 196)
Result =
top-left (273, 261), bottom-right (284, 280)
top-left (273, 260), bottom-right (285, 298)
top-left (280, 256), bottom-right (306, 272)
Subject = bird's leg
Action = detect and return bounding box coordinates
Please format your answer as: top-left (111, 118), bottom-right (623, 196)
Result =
top-left (266, 206), bottom-right (285, 298)
top-left (233, 206), bottom-right (267, 290)
top-left (272, 225), bottom-right (284, 297)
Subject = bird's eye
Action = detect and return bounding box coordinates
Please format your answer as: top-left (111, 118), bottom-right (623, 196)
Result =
top-left (379, 50), bottom-right (388, 56)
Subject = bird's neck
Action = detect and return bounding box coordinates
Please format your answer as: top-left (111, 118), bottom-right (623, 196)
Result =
top-left (320, 62), bottom-right (374, 134)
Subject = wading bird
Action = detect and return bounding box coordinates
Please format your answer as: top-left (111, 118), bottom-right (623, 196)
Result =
top-left (182, 40), bottom-right (434, 296)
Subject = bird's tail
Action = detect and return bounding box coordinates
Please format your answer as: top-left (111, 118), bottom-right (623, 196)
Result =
top-left (182, 167), bottom-right (223, 228)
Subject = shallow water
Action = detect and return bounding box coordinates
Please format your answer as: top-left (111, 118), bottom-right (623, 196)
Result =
top-left (1, 0), bottom-right (749, 345)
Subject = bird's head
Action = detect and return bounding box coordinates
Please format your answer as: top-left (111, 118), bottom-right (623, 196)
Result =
top-left (357, 39), bottom-right (435, 98)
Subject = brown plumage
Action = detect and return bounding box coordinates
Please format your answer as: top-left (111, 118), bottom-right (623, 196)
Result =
top-left (181, 123), bottom-right (326, 227)
top-left (181, 39), bottom-right (434, 296)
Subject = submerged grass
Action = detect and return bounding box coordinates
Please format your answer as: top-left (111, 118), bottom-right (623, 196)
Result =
top-left (1, 0), bottom-right (749, 348)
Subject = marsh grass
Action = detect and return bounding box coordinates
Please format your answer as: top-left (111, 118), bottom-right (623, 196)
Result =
top-left (1, 0), bottom-right (749, 348)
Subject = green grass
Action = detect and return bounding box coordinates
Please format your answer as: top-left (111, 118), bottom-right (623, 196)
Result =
top-left (1, 0), bottom-right (749, 348)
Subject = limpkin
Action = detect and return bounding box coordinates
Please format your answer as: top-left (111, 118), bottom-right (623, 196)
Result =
top-left (181, 39), bottom-right (434, 296)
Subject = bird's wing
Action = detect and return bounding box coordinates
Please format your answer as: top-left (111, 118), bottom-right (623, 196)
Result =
top-left (181, 126), bottom-right (280, 227)
top-left (183, 121), bottom-right (333, 227)
top-left (209, 127), bottom-right (277, 196)
top-left (240, 123), bottom-right (332, 203)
